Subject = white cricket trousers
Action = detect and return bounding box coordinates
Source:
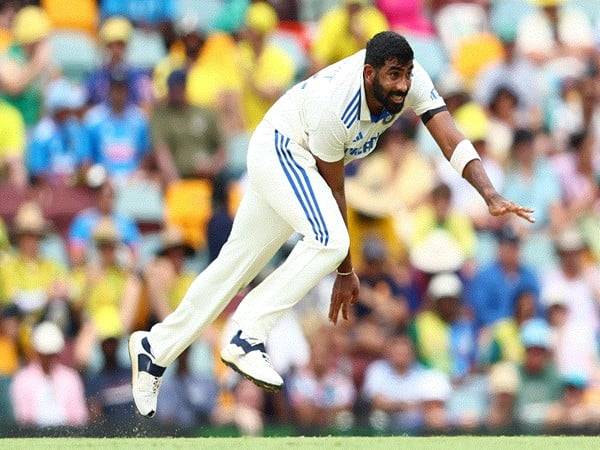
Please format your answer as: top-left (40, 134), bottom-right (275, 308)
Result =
top-left (147, 121), bottom-right (349, 367)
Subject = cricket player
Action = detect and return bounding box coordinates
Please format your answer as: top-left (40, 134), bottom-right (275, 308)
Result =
top-left (129, 31), bottom-right (534, 417)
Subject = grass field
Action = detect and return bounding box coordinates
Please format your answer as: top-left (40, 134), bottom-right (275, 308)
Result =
top-left (1, 437), bottom-right (600, 450)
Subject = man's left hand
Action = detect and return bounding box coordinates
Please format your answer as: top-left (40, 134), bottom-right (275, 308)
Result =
top-left (487, 193), bottom-right (535, 223)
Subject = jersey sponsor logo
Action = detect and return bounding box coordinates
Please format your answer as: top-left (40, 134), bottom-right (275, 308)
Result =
top-left (345, 132), bottom-right (382, 157)
top-left (352, 131), bottom-right (363, 143)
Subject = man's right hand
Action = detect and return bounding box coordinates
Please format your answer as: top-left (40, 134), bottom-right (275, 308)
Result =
top-left (329, 271), bottom-right (360, 324)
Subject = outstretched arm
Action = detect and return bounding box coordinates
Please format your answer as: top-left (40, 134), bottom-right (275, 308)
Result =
top-left (425, 110), bottom-right (535, 223)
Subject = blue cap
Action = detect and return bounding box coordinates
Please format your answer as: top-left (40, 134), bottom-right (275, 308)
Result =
top-left (520, 318), bottom-right (552, 350)
top-left (562, 372), bottom-right (588, 389)
top-left (167, 69), bottom-right (187, 88)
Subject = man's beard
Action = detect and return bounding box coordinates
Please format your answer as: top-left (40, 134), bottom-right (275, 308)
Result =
top-left (373, 77), bottom-right (407, 114)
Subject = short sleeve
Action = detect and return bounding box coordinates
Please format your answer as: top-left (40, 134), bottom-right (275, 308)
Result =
top-left (307, 107), bottom-right (347, 163)
top-left (406, 60), bottom-right (446, 117)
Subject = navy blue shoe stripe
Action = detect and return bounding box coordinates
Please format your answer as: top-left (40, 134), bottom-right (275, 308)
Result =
top-left (282, 143), bottom-right (329, 246)
top-left (231, 330), bottom-right (266, 354)
top-left (138, 353), bottom-right (166, 377)
top-left (274, 129), bottom-right (324, 244)
top-left (341, 89), bottom-right (360, 123)
top-left (141, 337), bottom-right (154, 358)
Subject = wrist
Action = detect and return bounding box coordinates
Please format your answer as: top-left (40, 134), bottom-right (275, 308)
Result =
top-left (336, 268), bottom-right (354, 276)
top-left (483, 189), bottom-right (500, 205)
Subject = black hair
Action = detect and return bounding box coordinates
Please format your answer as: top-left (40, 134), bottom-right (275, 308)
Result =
top-left (512, 128), bottom-right (535, 148)
top-left (431, 182), bottom-right (451, 200)
top-left (568, 130), bottom-right (587, 152)
top-left (365, 31), bottom-right (414, 69)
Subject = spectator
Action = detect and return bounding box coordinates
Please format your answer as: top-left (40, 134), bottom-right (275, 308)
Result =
top-left (375, 0), bottom-right (433, 36)
top-left (86, 335), bottom-right (136, 427)
top-left (144, 225), bottom-right (196, 321)
top-left (541, 228), bottom-right (599, 377)
top-left (0, 99), bottom-right (26, 188)
top-left (71, 219), bottom-right (140, 343)
top-left (486, 362), bottom-right (520, 432)
top-left (100, 0), bottom-right (176, 27)
top-left (0, 304), bottom-right (20, 377)
top-left (474, 29), bottom-right (542, 127)
top-left (502, 131), bottom-right (561, 234)
top-left (547, 373), bottom-right (598, 431)
top-left (85, 70), bottom-right (151, 184)
top-left (0, 1), bottom-right (16, 52)
top-left (479, 289), bottom-right (537, 366)
top-left (27, 79), bottom-right (91, 183)
top-left (151, 70), bottom-right (226, 184)
top-left (157, 348), bottom-right (219, 429)
top-left (10, 322), bottom-right (88, 427)
top-left (411, 183), bottom-right (476, 261)
top-left (516, 0), bottom-right (593, 62)
top-left (409, 272), bottom-right (475, 380)
top-left (345, 118), bottom-right (433, 267)
top-left (153, 15), bottom-right (203, 100)
top-left (417, 369), bottom-right (452, 434)
top-left (515, 319), bottom-right (562, 430)
top-left (289, 339), bottom-right (356, 432)
top-left (68, 181), bottom-right (141, 266)
top-left (0, 6), bottom-right (52, 127)
top-left (486, 85), bottom-right (520, 162)
top-left (87, 17), bottom-right (151, 107)
top-left (311, 0), bottom-right (388, 71)
top-left (542, 228), bottom-right (598, 336)
top-left (467, 226), bottom-right (540, 329)
top-left (238, 2), bottom-right (295, 132)
top-left (362, 334), bottom-right (424, 433)
top-left (0, 203), bottom-right (65, 314)
top-left (354, 238), bottom-right (413, 325)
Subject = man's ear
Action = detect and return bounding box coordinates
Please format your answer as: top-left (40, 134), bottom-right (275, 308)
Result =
top-left (364, 65), bottom-right (375, 84)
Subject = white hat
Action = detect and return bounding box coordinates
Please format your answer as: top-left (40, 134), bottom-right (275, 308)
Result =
top-left (32, 322), bottom-right (65, 355)
top-left (555, 228), bottom-right (585, 252)
top-left (410, 229), bottom-right (465, 273)
top-left (418, 369), bottom-right (452, 402)
top-left (427, 272), bottom-right (463, 300)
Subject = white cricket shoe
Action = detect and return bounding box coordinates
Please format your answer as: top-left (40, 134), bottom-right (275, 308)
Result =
top-left (220, 330), bottom-right (283, 392)
top-left (128, 331), bottom-right (166, 417)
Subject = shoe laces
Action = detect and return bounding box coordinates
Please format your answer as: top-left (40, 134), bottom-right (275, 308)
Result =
top-left (151, 376), bottom-right (162, 394)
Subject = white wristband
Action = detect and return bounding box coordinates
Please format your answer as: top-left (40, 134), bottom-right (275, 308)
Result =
top-left (450, 139), bottom-right (480, 176)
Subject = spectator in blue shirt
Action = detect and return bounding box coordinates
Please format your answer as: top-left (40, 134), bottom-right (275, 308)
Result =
top-left (100, 0), bottom-right (176, 26)
top-left (467, 226), bottom-right (540, 329)
top-left (68, 181), bottom-right (141, 266)
top-left (27, 79), bottom-right (91, 183)
top-left (502, 129), bottom-right (561, 229)
top-left (85, 70), bottom-right (151, 183)
top-left (87, 17), bottom-right (152, 107)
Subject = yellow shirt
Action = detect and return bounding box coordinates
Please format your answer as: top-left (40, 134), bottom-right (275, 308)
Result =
top-left (0, 101), bottom-right (25, 160)
top-left (238, 40), bottom-right (295, 131)
top-left (186, 33), bottom-right (242, 108)
top-left (312, 6), bottom-right (388, 66)
top-left (153, 41), bottom-right (186, 100)
top-left (0, 335), bottom-right (18, 376)
top-left (72, 265), bottom-right (128, 336)
top-left (168, 272), bottom-right (196, 311)
top-left (411, 205), bottom-right (476, 258)
top-left (0, 253), bottom-right (65, 309)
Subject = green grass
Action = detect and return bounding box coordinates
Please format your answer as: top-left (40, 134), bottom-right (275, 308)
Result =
top-left (1, 437), bottom-right (600, 450)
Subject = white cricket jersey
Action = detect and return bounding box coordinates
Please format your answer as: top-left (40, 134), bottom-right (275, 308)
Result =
top-left (263, 49), bottom-right (446, 164)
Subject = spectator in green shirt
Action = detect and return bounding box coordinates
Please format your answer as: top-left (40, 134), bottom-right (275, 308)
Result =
top-left (0, 6), bottom-right (51, 127)
top-left (151, 70), bottom-right (226, 184)
top-left (516, 318), bottom-right (562, 432)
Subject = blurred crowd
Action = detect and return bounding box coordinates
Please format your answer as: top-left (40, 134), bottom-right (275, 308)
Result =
top-left (0, 0), bottom-right (600, 437)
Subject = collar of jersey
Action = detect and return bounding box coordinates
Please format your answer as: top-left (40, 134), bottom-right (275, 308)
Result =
top-left (359, 75), bottom-right (391, 123)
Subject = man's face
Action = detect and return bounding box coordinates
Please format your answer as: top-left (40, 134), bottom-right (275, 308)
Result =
top-left (368, 59), bottom-right (413, 114)
top-left (524, 346), bottom-right (548, 374)
top-left (109, 83), bottom-right (128, 112)
top-left (182, 32), bottom-right (204, 60)
top-left (98, 184), bottom-right (114, 214)
top-left (168, 82), bottom-right (187, 106)
top-left (498, 241), bottom-right (520, 268)
top-left (559, 249), bottom-right (582, 275)
top-left (388, 337), bottom-right (414, 371)
top-left (106, 41), bottom-right (127, 64)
